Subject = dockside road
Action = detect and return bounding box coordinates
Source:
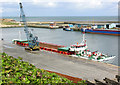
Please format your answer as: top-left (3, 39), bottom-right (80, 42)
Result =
top-left (1, 41), bottom-right (119, 82)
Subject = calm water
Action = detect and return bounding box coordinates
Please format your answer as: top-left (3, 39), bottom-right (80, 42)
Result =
top-left (2, 16), bottom-right (118, 22)
top-left (1, 28), bottom-right (119, 66)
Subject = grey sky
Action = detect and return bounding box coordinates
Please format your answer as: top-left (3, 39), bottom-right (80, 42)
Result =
top-left (0, 0), bottom-right (119, 16)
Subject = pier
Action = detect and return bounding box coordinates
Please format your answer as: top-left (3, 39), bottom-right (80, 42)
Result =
top-left (0, 19), bottom-right (120, 29)
top-left (28, 24), bottom-right (60, 29)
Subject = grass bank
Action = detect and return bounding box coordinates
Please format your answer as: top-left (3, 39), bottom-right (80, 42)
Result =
top-left (1, 52), bottom-right (86, 84)
top-left (1, 22), bottom-right (19, 25)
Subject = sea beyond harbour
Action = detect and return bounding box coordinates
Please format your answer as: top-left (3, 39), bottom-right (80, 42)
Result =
top-left (2, 16), bottom-right (118, 22)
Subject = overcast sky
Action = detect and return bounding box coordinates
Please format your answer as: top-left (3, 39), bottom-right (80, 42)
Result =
top-left (0, 0), bottom-right (119, 17)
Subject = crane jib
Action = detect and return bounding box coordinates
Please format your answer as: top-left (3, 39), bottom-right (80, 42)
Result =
top-left (19, 2), bottom-right (39, 51)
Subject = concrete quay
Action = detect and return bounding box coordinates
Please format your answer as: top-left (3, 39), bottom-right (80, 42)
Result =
top-left (0, 24), bottom-right (60, 29)
top-left (26, 21), bottom-right (120, 24)
top-left (28, 24), bottom-right (60, 29)
top-left (0, 24), bottom-right (61, 29)
top-left (1, 41), bottom-right (119, 82)
top-left (64, 21), bottom-right (120, 25)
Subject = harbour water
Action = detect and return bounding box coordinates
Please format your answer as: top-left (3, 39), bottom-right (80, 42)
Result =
top-left (1, 27), bottom-right (119, 66)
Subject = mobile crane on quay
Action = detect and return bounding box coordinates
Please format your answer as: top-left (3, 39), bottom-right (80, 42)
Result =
top-left (19, 3), bottom-right (39, 51)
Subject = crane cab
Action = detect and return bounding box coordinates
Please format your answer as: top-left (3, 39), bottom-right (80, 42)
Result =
top-left (25, 42), bottom-right (40, 51)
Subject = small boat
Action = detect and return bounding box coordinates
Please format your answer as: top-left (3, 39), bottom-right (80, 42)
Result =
top-left (63, 24), bottom-right (74, 31)
top-left (63, 26), bottom-right (73, 31)
top-left (68, 29), bottom-right (116, 62)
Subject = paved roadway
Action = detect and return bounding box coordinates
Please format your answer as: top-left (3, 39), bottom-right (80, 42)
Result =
top-left (1, 41), bottom-right (118, 81)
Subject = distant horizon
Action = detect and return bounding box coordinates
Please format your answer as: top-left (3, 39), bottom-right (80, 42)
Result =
top-left (0, 16), bottom-right (117, 22)
top-left (1, 16), bottom-right (118, 17)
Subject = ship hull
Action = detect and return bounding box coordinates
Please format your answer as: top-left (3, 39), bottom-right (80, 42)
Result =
top-left (81, 29), bottom-right (120, 36)
top-left (63, 28), bottom-right (73, 31)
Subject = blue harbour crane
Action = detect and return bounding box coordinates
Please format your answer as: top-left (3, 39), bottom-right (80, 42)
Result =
top-left (19, 3), bottom-right (39, 51)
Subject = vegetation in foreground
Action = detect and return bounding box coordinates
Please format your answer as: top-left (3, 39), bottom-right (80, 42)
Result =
top-left (0, 52), bottom-right (86, 84)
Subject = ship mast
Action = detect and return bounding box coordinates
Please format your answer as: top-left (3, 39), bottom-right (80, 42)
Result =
top-left (82, 28), bottom-right (86, 44)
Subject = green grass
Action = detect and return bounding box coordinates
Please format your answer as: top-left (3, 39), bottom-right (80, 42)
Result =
top-left (1, 22), bottom-right (19, 25)
top-left (1, 52), bottom-right (86, 84)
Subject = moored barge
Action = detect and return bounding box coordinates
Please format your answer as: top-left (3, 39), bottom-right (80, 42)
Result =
top-left (12, 39), bottom-right (73, 55)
